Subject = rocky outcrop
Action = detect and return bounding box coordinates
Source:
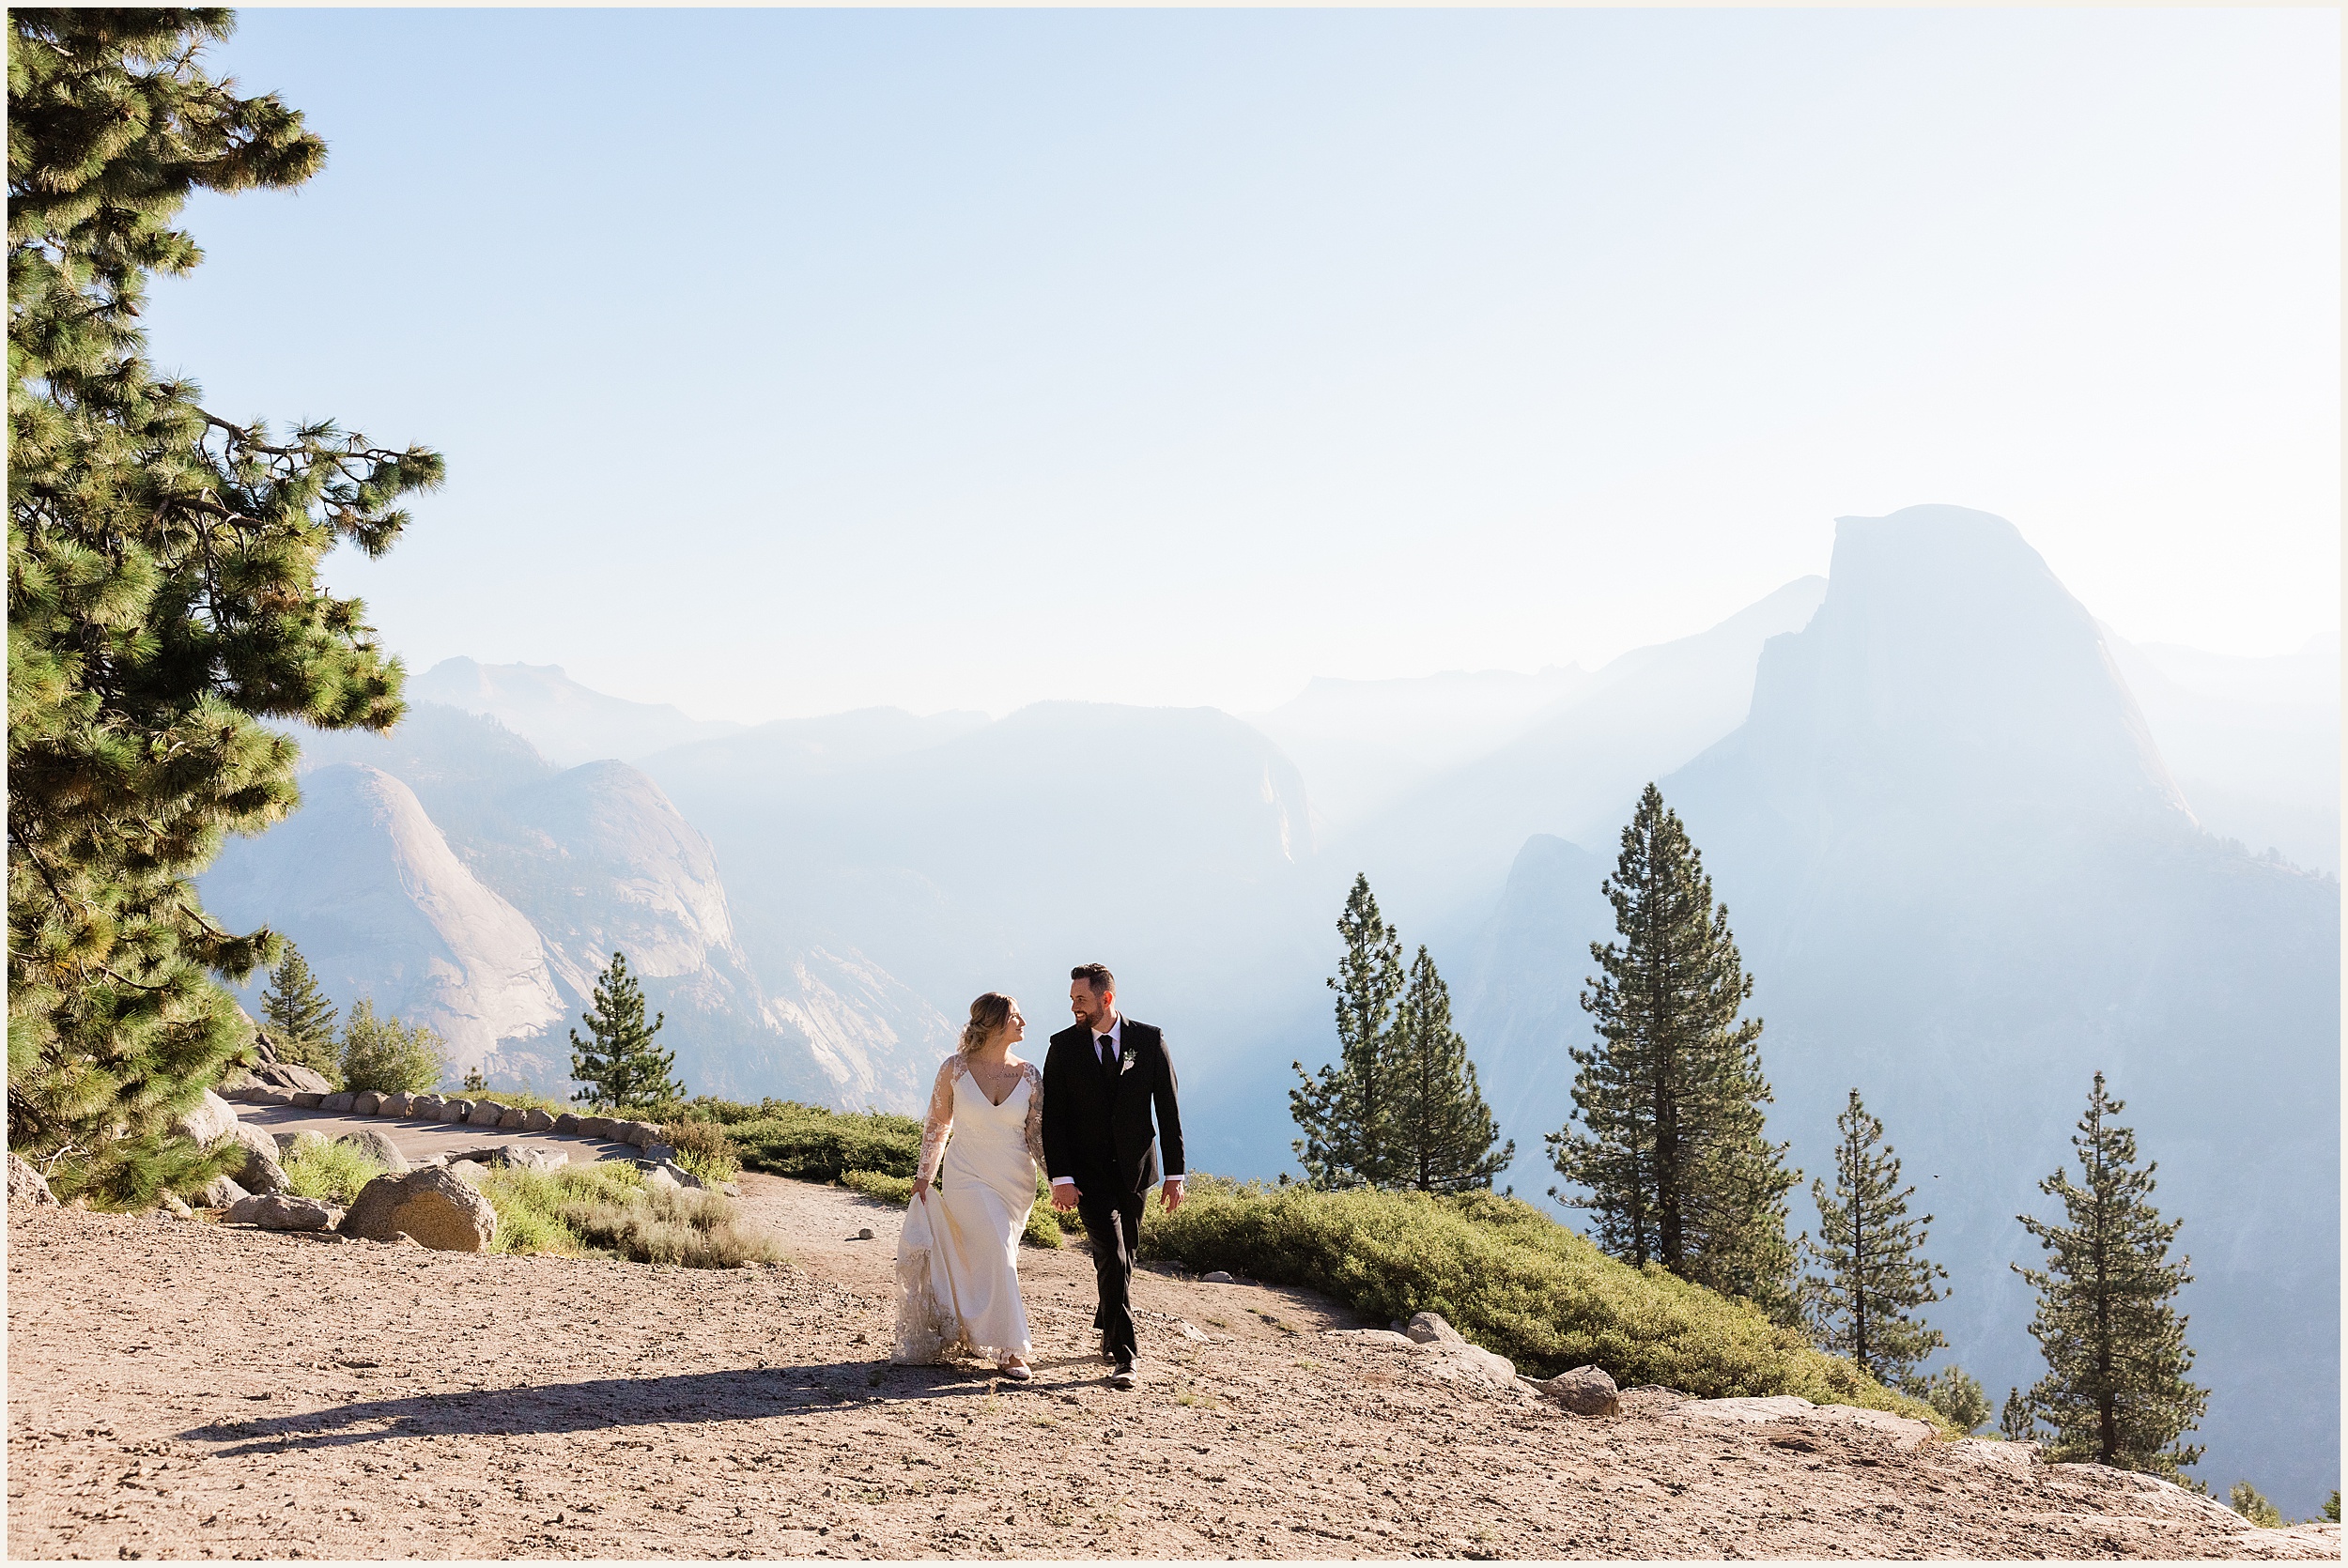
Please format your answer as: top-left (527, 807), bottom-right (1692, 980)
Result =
top-left (341, 1167), bottom-right (497, 1252)
top-left (334, 1129), bottom-right (409, 1174)
top-left (1540, 1365), bottom-right (1622, 1417)
top-left (172, 1090), bottom-right (239, 1147)
top-left (223, 1193), bottom-right (341, 1230)
top-left (1674, 1394), bottom-right (1939, 1451)
top-left (220, 1123), bottom-right (290, 1195)
top-left (8, 1154), bottom-right (57, 1207)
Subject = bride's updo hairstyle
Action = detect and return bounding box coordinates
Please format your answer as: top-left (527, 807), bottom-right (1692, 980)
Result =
top-left (960, 992), bottom-right (1013, 1056)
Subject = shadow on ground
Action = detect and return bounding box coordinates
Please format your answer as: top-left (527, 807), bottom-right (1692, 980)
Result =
top-left (178, 1360), bottom-right (1063, 1456)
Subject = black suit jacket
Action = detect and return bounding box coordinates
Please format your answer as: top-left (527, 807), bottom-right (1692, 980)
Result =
top-left (1041, 1018), bottom-right (1184, 1200)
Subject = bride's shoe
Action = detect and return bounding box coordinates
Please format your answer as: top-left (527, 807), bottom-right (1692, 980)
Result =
top-left (996, 1356), bottom-right (1032, 1382)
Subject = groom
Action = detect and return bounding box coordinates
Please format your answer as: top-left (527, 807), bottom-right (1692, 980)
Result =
top-left (1041, 962), bottom-right (1185, 1391)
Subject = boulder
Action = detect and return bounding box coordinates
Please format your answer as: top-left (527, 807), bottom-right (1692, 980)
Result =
top-left (1324, 1329), bottom-right (1415, 1348)
top-left (498, 1106), bottom-right (529, 1130)
top-left (333, 1129), bottom-right (410, 1174)
top-left (290, 1091), bottom-right (324, 1109)
top-left (1542, 1365), bottom-right (1621, 1418)
top-left (448, 1144), bottom-right (566, 1172)
top-left (624, 1121), bottom-right (663, 1147)
top-left (379, 1092), bottom-right (415, 1117)
top-left (445, 1160), bottom-right (489, 1185)
top-left (410, 1095), bottom-right (446, 1119)
top-left (1405, 1312), bottom-right (1465, 1347)
top-left (576, 1115), bottom-right (616, 1140)
top-left (245, 1059), bottom-right (334, 1096)
top-left (320, 1090), bottom-right (356, 1113)
top-left (443, 1099), bottom-right (476, 1122)
top-left (223, 1122), bottom-right (292, 1194)
top-left (1453, 1342), bottom-right (1517, 1385)
top-left (641, 1143), bottom-right (676, 1162)
top-left (276, 1129), bottom-right (332, 1161)
top-left (467, 1101), bottom-right (508, 1127)
top-left (8, 1153), bottom-right (58, 1207)
top-left (192, 1173), bottom-right (251, 1208)
top-left (638, 1158), bottom-right (702, 1190)
top-left (171, 1089), bottom-right (239, 1147)
top-left (520, 1108), bottom-right (555, 1132)
top-left (224, 1085), bottom-right (297, 1106)
top-left (350, 1091), bottom-right (382, 1116)
top-left (223, 1193), bottom-right (342, 1230)
top-left (159, 1191), bottom-right (194, 1220)
top-left (1201, 1270), bottom-right (1234, 1284)
top-left (341, 1166), bottom-right (498, 1252)
top-left (551, 1112), bottom-right (581, 1134)
top-left (641, 1164), bottom-right (681, 1191)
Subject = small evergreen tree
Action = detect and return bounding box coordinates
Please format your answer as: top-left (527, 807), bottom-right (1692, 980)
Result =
top-left (7, 10), bottom-right (441, 1204)
top-left (1290, 874), bottom-right (1405, 1189)
top-left (2227, 1483), bottom-right (2281, 1529)
top-left (1914, 1365), bottom-right (1991, 1436)
top-left (569, 951), bottom-right (680, 1109)
top-left (1549, 784), bottom-right (1800, 1320)
top-left (2324, 1491), bottom-right (2339, 1525)
top-left (337, 1000), bottom-right (446, 1095)
top-left (1800, 1087), bottom-right (1948, 1384)
top-left (459, 1065), bottom-right (487, 1094)
top-left (1391, 945), bottom-right (1513, 1192)
top-left (257, 945), bottom-right (338, 1076)
top-left (2014, 1073), bottom-right (2207, 1478)
top-left (2000, 1387), bottom-right (2038, 1443)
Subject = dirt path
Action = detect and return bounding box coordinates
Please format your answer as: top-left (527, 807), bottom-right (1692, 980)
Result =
top-left (8, 1180), bottom-right (2337, 1560)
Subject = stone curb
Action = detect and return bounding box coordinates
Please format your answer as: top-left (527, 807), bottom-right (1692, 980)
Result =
top-left (224, 1084), bottom-right (665, 1149)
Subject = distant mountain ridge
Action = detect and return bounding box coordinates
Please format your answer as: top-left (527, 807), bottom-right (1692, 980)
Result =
top-left (412, 656), bottom-right (741, 765)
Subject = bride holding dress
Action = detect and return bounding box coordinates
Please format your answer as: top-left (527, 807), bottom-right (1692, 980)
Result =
top-left (892, 992), bottom-right (1045, 1378)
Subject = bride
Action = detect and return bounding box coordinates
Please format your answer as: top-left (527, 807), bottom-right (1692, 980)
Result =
top-left (892, 992), bottom-right (1045, 1378)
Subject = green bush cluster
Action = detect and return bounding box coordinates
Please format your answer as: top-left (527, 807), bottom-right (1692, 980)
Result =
top-left (674, 1098), bottom-right (924, 1183)
top-left (279, 1138), bottom-right (390, 1206)
top-left (658, 1117), bottom-right (743, 1184)
top-left (472, 1161), bottom-right (783, 1268)
top-left (1141, 1177), bottom-right (1950, 1430)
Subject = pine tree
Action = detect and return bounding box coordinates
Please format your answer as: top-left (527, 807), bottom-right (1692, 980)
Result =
top-left (2000, 1387), bottom-right (2038, 1443)
top-left (1390, 945), bottom-right (1513, 1192)
top-left (257, 945), bottom-right (338, 1076)
top-left (569, 952), bottom-right (681, 1110)
top-left (1800, 1088), bottom-right (1948, 1385)
top-left (7, 11), bottom-right (441, 1199)
top-left (337, 1000), bottom-right (446, 1096)
top-left (2228, 1483), bottom-right (2282, 1529)
top-left (1549, 784), bottom-right (1800, 1319)
top-left (1290, 874), bottom-right (1405, 1188)
top-left (1915, 1365), bottom-right (1990, 1436)
top-left (2014, 1073), bottom-right (2207, 1478)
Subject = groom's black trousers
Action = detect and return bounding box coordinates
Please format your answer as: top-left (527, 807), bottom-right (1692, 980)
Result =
top-left (1078, 1188), bottom-right (1147, 1364)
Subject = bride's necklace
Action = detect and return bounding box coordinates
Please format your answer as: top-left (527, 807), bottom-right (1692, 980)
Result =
top-left (968, 1054), bottom-right (1023, 1105)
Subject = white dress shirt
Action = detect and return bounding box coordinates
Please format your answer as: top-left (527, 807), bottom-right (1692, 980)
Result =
top-left (1052, 1012), bottom-right (1182, 1189)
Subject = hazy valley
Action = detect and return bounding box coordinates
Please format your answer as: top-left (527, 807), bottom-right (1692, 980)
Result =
top-left (198, 504), bottom-right (2339, 1511)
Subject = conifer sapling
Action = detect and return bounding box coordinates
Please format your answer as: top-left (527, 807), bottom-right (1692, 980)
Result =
top-left (1391, 945), bottom-right (1512, 1193)
top-left (1800, 1087), bottom-right (1948, 1386)
top-left (1290, 874), bottom-right (1405, 1189)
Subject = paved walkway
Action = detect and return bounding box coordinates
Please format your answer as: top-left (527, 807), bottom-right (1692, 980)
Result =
top-left (235, 1102), bottom-right (640, 1165)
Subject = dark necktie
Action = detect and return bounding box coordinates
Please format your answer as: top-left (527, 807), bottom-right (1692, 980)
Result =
top-left (1097, 1034), bottom-right (1116, 1074)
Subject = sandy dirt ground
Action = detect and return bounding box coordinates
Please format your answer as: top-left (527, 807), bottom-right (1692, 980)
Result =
top-left (8, 1174), bottom-right (2338, 1560)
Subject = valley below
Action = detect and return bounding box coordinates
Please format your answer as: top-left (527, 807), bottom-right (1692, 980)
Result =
top-left (8, 1183), bottom-right (2336, 1560)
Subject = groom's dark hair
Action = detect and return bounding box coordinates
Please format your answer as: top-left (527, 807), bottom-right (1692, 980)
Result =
top-left (1072, 962), bottom-right (1115, 997)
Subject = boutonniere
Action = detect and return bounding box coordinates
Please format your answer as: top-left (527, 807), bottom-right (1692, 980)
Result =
top-left (1119, 1050), bottom-right (1136, 1074)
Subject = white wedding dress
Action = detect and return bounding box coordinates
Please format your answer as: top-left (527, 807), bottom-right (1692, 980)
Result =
top-left (891, 1054), bottom-right (1045, 1364)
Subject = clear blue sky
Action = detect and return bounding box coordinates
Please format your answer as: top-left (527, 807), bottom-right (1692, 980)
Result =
top-left (146, 8), bottom-right (2340, 721)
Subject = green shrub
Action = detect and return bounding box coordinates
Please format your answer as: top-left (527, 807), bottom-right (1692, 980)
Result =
top-left (565, 1183), bottom-right (785, 1268)
top-left (842, 1168), bottom-right (912, 1204)
top-left (338, 1001), bottom-right (448, 1096)
top-left (1141, 1177), bottom-right (1950, 1429)
top-left (660, 1117), bottom-right (742, 1183)
top-left (280, 1139), bottom-right (390, 1206)
top-left (706, 1100), bottom-right (924, 1182)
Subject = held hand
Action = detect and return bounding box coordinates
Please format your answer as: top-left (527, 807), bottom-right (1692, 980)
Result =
top-left (1161, 1179), bottom-right (1183, 1214)
top-left (1051, 1181), bottom-right (1080, 1212)
top-left (912, 1176), bottom-right (931, 1204)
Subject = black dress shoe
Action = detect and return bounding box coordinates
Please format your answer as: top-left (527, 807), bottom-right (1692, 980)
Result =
top-left (1107, 1359), bottom-right (1138, 1391)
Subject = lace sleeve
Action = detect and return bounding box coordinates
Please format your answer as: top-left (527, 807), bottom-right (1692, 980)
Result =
top-left (1022, 1062), bottom-right (1045, 1170)
top-left (918, 1057), bottom-right (960, 1182)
